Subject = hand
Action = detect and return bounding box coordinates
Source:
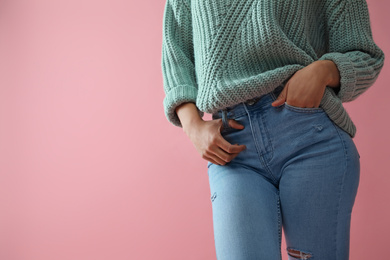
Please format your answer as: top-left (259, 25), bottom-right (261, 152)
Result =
top-left (271, 61), bottom-right (337, 108)
top-left (183, 118), bottom-right (247, 165)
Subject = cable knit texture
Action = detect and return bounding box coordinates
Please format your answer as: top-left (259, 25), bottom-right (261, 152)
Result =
top-left (161, 0), bottom-right (385, 138)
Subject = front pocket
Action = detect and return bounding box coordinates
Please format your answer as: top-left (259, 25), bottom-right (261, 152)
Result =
top-left (284, 102), bottom-right (324, 113)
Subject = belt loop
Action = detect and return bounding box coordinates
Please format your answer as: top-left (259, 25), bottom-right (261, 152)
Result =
top-left (221, 109), bottom-right (230, 130)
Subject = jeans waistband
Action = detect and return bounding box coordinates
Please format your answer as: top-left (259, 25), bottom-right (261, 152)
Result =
top-left (212, 84), bottom-right (285, 121)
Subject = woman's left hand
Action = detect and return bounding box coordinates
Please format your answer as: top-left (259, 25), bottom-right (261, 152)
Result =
top-left (271, 60), bottom-right (339, 108)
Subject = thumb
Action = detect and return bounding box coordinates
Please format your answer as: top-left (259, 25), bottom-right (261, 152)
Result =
top-left (271, 85), bottom-right (288, 106)
top-left (229, 119), bottom-right (245, 130)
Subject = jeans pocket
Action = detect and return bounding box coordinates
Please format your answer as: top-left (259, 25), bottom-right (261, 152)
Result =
top-left (284, 101), bottom-right (325, 113)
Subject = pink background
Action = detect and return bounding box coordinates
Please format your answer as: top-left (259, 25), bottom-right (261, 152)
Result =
top-left (0, 0), bottom-right (388, 259)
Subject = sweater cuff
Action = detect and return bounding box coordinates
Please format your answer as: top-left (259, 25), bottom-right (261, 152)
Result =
top-left (319, 52), bottom-right (357, 102)
top-left (163, 85), bottom-right (203, 128)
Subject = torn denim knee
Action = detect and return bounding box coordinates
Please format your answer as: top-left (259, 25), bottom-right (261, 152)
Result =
top-left (287, 247), bottom-right (312, 259)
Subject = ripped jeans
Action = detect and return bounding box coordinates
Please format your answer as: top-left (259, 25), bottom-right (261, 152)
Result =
top-left (207, 85), bottom-right (360, 260)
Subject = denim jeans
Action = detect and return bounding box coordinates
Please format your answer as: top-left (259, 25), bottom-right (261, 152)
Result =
top-left (207, 85), bottom-right (360, 260)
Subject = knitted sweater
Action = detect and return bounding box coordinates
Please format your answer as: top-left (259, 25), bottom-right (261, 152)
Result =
top-left (161, 0), bottom-right (385, 138)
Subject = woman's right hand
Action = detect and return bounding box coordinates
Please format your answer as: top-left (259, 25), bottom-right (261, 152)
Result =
top-left (183, 118), bottom-right (247, 165)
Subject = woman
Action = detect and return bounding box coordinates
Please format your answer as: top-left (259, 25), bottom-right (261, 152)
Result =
top-left (161, 0), bottom-right (385, 259)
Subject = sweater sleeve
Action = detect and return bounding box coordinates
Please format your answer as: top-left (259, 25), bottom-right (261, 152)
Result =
top-left (318, 0), bottom-right (385, 103)
top-left (161, 0), bottom-right (203, 128)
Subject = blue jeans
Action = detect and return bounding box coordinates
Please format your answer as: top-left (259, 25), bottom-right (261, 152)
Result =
top-left (207, 85), bottom-right (360, 260)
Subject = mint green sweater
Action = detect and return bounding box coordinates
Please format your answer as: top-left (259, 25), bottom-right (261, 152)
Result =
top-left (161, 0), bottom-right (385, 138)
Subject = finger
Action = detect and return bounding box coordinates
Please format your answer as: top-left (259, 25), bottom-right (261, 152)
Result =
top-left (228, 119), bottom-right (245, 130)
top-left (271, 85), bottom-right (288, 106)
top-left (208, 147), bottom-right (241, 165)
top-left (216, 134), bottom-right (246, 154)
top-left (217, 119), bottom-right (224, 132)
top-left (272, 86), bottom-right (287, 106)
top-left (204, 151), bottom-right (227, 165)
top-left (210, 145), bottom-right (239, 164)
top-left (204, 155), bottom-right (220, 166)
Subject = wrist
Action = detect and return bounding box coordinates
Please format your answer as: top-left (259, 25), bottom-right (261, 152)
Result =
top-left (182, 117), bottom-right (204, 136)
top-left (175, 102), bottom-right (204, 133)
top-left (315, 60), bottom-right (341, 88)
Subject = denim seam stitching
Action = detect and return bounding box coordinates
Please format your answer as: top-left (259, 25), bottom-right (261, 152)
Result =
top-left (243, 103), bottom-right (277, 183)
top-left (277, 193), bottom-right (282, 260)
top-left (259, 108), bottom-right (274, 161)
top-left (251, 109), bottom-right (276, 181)
top-left (330, 118), bottom-right (349, 260)
top-left (284, 102), bottom-right (325, 113)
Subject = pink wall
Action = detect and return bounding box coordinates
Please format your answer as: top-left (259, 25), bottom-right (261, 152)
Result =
top-left (0, 1), bottom-right (388, 259)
